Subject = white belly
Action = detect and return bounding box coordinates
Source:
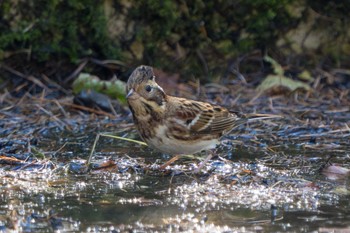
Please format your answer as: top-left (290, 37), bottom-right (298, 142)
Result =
top-left (146, 125), bottom-right (219, 155)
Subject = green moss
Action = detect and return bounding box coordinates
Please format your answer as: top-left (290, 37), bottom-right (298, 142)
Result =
top-left (1, 0), bottom-right (348, 82)
top-left (0, 0), bottom-right (120, 63)
top-left (131, 0), bottom-right (179, 40)
top-left (125, 0), bottom-right (301, 79)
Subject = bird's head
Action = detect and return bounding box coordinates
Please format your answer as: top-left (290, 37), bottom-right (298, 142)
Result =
top-left (126, 65), bottom-right (166, 109)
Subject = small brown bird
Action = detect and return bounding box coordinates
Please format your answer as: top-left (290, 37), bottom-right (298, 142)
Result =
top-left (126, 65), bottom-right (273, 170)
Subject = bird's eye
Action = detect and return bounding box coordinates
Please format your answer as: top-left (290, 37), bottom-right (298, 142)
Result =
top-left (145, 85), bottom-right (152, 92)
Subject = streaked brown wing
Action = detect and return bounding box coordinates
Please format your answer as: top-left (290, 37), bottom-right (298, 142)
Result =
top-left (195, 106), bottom-right (243, 135)
top-left (170, 97), bottom-right (241, 135)
top-left (172, 99), bottom-right (213, 131)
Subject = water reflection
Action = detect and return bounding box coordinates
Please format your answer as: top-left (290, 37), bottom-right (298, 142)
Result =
top-left (0, 130), bottom-right (349, 232)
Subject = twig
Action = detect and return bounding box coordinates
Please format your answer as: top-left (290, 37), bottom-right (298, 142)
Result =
top-left (86, 133), bottom-right (100, 166)
top-left (35, 104), bottom-right (66, 129)
top-left (86, 133), bottom-right (147, 166)
top-left (2, 64), bottom-right (49, 90)
top-left (41, 74), bottom-right (71, 95)
top-left (99, 133), bottom-right (148, 146)
top-left (65, 102), bottom-right (116, 118)
top-left (63, 59), bottom-right (89, 84)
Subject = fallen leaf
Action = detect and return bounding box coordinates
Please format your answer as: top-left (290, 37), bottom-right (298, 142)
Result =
top-left (257, 74), bottom-right (311, 92)
top-left (257, 56), bottom-right (311, 93)
top-left (298, 70), bottom-right (314, 82)
top-left (264, 55), bottom-right (284, 76)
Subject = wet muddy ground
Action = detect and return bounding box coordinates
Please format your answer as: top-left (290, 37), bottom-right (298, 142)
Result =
top-left (0, 88), bottom-right (349, 232)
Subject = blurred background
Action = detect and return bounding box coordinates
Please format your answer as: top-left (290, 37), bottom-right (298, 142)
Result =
top-left (1, 0), bottom-right (349, 92)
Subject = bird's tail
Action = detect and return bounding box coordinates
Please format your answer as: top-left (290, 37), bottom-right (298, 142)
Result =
top-left (231, 113), bottom-right (282, 129)
top-left (244, 113), bottom-right (282, 122)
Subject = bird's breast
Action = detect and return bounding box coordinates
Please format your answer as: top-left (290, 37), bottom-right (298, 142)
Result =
top-left (145, 124), bottom-right (219, 155)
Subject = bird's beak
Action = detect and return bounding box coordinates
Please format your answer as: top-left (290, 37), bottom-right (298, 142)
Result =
top-left (126, 88), bottom-right (135, 99)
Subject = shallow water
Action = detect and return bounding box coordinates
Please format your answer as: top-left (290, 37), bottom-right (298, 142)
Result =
top-left (0, 126), bottom-right (349, 232)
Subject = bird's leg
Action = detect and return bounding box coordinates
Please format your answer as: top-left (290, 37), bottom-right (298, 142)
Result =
top-left (159, 155), bottom-right (182, 170)
top-left (194, 150), bottom-right (214, 173)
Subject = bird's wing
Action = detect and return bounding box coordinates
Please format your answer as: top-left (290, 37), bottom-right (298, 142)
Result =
top-left (169, 97), bottom-right (242, 135)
